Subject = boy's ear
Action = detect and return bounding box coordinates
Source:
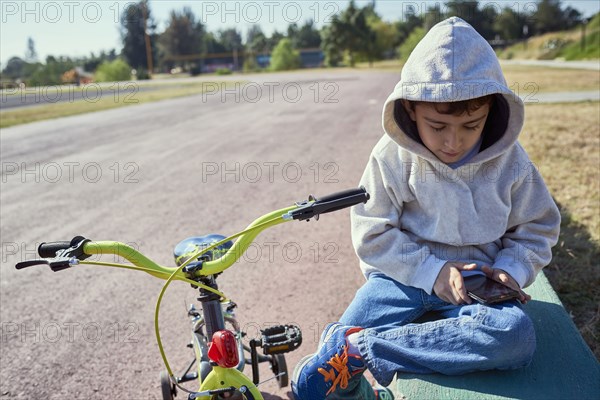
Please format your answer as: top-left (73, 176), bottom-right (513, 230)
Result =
top-left (401, 100), bottom-right (417, 121)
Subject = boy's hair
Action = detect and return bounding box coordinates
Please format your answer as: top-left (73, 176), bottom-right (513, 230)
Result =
top-left (404, 95), bottom-right (495, 116)
top-left (394, 94), bottom-right (509, 151)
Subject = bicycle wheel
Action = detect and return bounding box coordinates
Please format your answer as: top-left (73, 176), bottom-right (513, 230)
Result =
top-left (160, 370), bottom-right (176, 400)
top-left (270, 354), bottom-right (288, 388)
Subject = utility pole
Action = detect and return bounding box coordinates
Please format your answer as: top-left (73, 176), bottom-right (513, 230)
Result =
top-left (142, 0), bottom-right (153, 78)
top-left (581, 17), bottom-right (589, 52)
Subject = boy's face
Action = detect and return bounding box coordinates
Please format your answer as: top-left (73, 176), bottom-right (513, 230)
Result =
top-left (405, 102), bottom-right (490, 164)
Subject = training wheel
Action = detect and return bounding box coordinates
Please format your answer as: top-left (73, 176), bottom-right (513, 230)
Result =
top-left (160, 370), bottom-right (177, 400)
top-left (270, 354), bottom-right (288, 388)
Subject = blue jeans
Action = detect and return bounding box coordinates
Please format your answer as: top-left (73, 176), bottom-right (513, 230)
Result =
top-left (339, 273), bottom-right (536, 387)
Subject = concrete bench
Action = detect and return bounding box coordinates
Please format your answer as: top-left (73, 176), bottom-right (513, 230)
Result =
top-left (389, 273), bottom-right (600, 400)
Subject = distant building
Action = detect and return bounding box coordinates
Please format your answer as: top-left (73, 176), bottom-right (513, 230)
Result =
top-left (61, 67), bottom-right (94, 85)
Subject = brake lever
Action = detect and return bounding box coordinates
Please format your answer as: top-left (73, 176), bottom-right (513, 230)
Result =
top-left (15, 259), bottom-right (51, 270)
top-left (48, 257), bottom-right (78, 272)
top-left (15, 257), bottom-right (78, 272)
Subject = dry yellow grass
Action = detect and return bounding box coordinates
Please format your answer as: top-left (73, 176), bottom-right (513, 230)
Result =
top-left (0, 81), bottom-right (244, 129)
top-left (522, 102), bottom-right (600, 239)
top-left (356, 60), bottom-right (599, 93)
top-left (497, 29), bottom-right (584, 60)
top-left (521, 101), bottom-right (600, 358)
top-left (502, 65), bottom-right (600, 93)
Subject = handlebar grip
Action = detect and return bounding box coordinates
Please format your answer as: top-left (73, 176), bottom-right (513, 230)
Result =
top-left (38, 241), bottom-right (71, 258)
top-left (290, 187), bottom-right (370, 221)
top-left (315, 186), bottom-right (370, 215)
top-left (316, 187), bottom-right (370, 205)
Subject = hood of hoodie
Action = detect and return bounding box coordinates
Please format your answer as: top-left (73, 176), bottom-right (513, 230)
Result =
top-left (382, 17), bottom-right (524, 167)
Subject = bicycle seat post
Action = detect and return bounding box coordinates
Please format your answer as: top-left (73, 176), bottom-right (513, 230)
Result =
top-left (196, 275), bottom-right (226, 338)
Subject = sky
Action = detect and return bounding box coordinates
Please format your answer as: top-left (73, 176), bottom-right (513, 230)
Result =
top-left (1, 0), bottom-right (599, 67)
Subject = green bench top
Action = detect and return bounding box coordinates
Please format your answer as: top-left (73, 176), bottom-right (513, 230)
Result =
top-left (389, 273), bottom-right (600, 400)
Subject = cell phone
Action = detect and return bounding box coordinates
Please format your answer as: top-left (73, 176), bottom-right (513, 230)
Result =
top-left (463, 274), bottom-right (520, 304)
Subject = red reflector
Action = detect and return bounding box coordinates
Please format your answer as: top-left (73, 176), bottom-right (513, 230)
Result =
top-left (208, 330), bottom-right (239, 368)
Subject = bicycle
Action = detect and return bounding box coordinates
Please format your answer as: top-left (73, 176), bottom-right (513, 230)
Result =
top-left (15, 187), bottom-right (370, 400)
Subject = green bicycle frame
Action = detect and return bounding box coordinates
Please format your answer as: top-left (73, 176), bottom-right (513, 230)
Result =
top-left (79, 204), bottom-right (299, 399)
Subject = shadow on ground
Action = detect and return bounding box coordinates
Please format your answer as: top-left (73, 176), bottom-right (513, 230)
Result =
top-left (545, 200), bottom-right (600, 359)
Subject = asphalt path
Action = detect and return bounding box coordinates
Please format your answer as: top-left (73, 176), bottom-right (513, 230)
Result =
top-left (0, 83), bottom-right (154, 110)
top-left (500, 59), bottom-right (600, 71)
top-left (0, 69), bottom-right (400, 399)
top-left (2, 64), bottom-right (598, 111)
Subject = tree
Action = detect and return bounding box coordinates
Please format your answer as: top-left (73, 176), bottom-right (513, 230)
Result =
top-left (2, 57), bottom-right (29, 81)
top-left (423, 4), bottom-right (444, 31)
top-left (202, 32), bottom-right (226, 54)
top-left (218, 28), bottom-right (242, 52)
top-left (319, 1), bottom-right (376, 67)
top-left (160, 7), bottom-right (204, 70)
top-left (243, 25), bottom-right (267, 72)
top-left (82, 50), bottom-right (118, 72)
top-left (394, 9), bottom-right (424, 47)
top-left (25, 37), bottom-right (38, 62)
top-left (267, 31), bottom-right (285, 51)
top-left (367, 13), bottom-right (398, 59)
top-left (28, 56), bottom-right (75, 86)
top-left (562, 6), bottom-right (582, 30)
top-left (320, 18), bottom-right (345, 67)
top-left (397, 27), bottom-right (426, 60)
top-left (494, 7), bottom-right (527, 40)
top-left (215, 28), bottom-right (242, 70)
top-left (532, 0), bottom-right (566, 34)
top-left (295, 20), bottom-right (322, 48)
top-left (120, 0), bottom-right (157, 72)
top-left (444, 1), bottom-right (496, 39)
top-left (269, 38), bottom-right (301, 71)
top-left (246, 25), bottom-right (268, 53)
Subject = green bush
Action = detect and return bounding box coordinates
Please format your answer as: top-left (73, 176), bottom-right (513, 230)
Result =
top-left (215, 68), bottom-right (232, 75)
top-left (95, 59), bottom-right (132, 82)
top-left (269, 39), bottom-right (301, 71)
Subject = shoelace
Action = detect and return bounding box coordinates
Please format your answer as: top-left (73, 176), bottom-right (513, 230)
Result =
top-left (318, 345), bottom-right (352, 396)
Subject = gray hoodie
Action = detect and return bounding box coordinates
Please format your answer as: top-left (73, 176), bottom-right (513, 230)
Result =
top-left (351, 17), bottom-right (561, 294)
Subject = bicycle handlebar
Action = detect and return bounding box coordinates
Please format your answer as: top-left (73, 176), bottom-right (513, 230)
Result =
top-left (286, 186), bottom-right (369, 221)
top-left (38, 241), bottom-right (71, 258)
top-left (17, 187), bottom-right (370, 279)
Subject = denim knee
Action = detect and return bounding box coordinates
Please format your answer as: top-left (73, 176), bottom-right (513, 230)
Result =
top-left (489, 304), bottom-right (537, 368)
top-left (511, 310), bottom-right (536, 366)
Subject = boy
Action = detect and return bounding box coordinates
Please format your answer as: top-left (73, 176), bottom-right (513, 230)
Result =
top-left (291, 17), bottom-right (561, 400)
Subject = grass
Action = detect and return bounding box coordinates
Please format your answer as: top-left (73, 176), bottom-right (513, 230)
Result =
top-left (355, 60), bottom-right (599, 93)
top-left (497, 13), bottom-right (600, 61)
top-left (502, 65), bottom-right (600, 93)
top-left (0, 81), bottom-right (243, 129)
top-left (521, 101), bottom-right (600, 359)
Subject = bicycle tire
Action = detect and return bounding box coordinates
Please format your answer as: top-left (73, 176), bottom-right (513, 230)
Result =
top-left (271, 354), bottom-right (288, 388)
top-left (160, 370), bottom-right (176, 400)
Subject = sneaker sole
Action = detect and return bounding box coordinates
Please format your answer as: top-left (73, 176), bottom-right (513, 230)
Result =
top-left (291, 353), bottom-right (315, 385)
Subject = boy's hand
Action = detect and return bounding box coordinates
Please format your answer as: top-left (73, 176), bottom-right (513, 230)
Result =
top-left (433, 262), bottom-right (478, 305)
top-left (480, 265), bottom-right (532, 304)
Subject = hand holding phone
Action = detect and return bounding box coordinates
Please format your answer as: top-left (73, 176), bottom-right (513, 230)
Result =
top-left (480, 265), bottom-right (532, 304)
top-left (463, 274), bottom-right (521, 304)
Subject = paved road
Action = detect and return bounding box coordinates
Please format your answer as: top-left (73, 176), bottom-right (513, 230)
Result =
top-left (0, 69), bottom-right (399, 399)
top-left (0, 83), bottom-right (154, 110)
top-left (0, 71), bottom-right (369, 110)
top-left (1, 67), bottom-right (598, 399)
top-left (2, 60), bottom-right (598, 110)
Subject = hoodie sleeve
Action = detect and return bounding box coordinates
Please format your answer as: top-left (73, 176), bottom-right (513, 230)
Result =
top-left (351, 152), bottom-right (447, 294)
top-left (492, 155), bottom-right (561, 288)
